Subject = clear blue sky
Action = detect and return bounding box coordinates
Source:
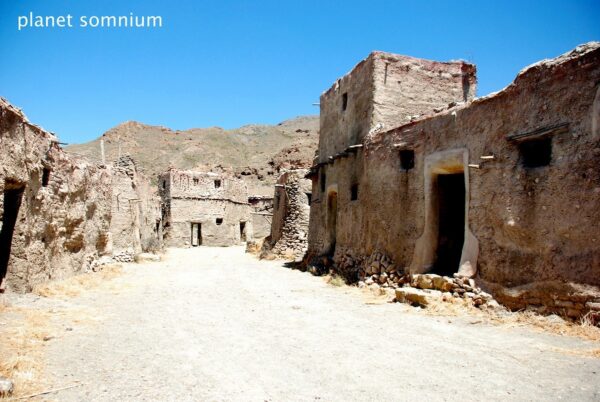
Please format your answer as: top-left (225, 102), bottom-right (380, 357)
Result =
top-left (0, 0), bottom-right (598, 144)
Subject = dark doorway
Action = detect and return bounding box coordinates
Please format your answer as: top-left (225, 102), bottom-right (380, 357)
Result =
top-left (239, 222), bottom-right (247, 242)
top-left (0, 181), bottom-right (25, 287)
top-left (326, 192), bottom-right (338, 255)
top-left (191, 223), bottom-right (202, 246)
top-left (432, 173), bottom-right (465, 276)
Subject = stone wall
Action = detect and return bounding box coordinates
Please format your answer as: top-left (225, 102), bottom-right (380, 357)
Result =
top-left (110, 155), bottom-right (162, 258)
top-left (266, 169), bottom-right (311, 260)
top-left (306, 43), bottom-right (600, 319)
top-left (160, 169), bottom-right (252, 247)
top-left (318, 52), bottom-right (475, 163)
top-left (0, 98), bottom-right (113, 292)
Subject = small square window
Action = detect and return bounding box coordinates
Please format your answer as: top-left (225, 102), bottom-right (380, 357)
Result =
top-left (342, 93), bottom-right (348, 111)
top-left (350, 184), bottom-right (358, 201)
top-left (519, 137), bottom-right (551, 168)
top-left (216, 218), bottom-right (223, 225)
top-left (193, 178), bottom-right (199, 185)
top-left (399, 150), bottom-right (415, 171)
top-left (214, 179), bottom-right (221, 188)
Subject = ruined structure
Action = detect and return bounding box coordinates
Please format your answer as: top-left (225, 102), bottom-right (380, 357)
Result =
top-left (110, 155), bottom-right (162, 261)
top-left (306, 43), bottom-right (600, 318)
top-left (159, 169), bottom-right (252, 247)
top-left (0, 99), bottom-right (163, 291)
top-left (264, 169), bottom-right (311, 260)
top-left (0, 98), bottom-right (112, 292)
top-left (248, 195), bottom-right (273, 239)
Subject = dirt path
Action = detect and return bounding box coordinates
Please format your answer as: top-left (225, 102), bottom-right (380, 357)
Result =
top-left (11, 247), bottom-right (600, 401)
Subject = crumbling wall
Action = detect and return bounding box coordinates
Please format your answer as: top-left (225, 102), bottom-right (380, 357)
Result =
top-left (307, 43), bottom-right (600, 318)
top-left (110, 155), bottom-right (162, 259)
top-left (266, 169), bottom-right (311, 260)
top-left (160, 169), bottom-right (252, 247)
top-left (248, 196), bottom-right (273, 239)
top-left (0, 98), bottom-right (112, 292)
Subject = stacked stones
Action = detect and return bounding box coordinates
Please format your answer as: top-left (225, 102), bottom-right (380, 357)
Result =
top-left (112, 249), bottom-right (135, 263)
top-left (270, 170), bottom-right (310, 260)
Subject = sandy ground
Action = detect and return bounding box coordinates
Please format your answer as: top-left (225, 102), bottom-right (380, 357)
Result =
top-left (5, 246), bottom-right (600, 401)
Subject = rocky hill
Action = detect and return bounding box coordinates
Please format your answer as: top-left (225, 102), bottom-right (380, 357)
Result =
top-left (66, 116), bottom-right (319, 196)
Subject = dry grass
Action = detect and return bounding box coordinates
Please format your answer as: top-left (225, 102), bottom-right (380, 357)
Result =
top-left (355, 284), bottom-right (600, 344)
top-left (325, 274), bottom-right (345, 287)
top-left (0, 265), bottom-right (122, 399)
top-left (33, 264), bottom-right (123, 299)
top-left (0, 305), bottom-right (53, 398)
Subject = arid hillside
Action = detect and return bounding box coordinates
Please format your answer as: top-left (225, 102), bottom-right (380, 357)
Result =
top-left (66, 115), bottom-right (319, 195)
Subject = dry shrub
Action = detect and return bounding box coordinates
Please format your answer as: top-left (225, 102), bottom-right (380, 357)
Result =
top-left (33, 264), bottom-right (122, 299)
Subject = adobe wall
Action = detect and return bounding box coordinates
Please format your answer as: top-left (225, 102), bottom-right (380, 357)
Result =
top-left (318, 52), bottom-right (476, 163)
top-left (267, 169), bottom-right (311, 260)
top-left (307, 43), bottom-right (600, 315)
top-left (248, 196), bottom-right (273, 239)
top-left (110, 155), bottom-right (162, 257)
top-left (0, 98), bottom-right (113, 292)
top-left (160, 169), bottom-right (252, 247)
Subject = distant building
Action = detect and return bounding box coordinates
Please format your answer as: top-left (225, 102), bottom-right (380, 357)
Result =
top-left (159, 169), bottom-right (252, 247)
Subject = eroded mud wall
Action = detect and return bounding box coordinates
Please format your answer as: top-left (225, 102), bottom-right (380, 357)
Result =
top-left (0, 98), bottom-right (112, 292)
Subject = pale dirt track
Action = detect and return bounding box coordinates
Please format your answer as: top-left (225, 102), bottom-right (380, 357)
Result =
top-left (25, 247), bottom-right (600, 400)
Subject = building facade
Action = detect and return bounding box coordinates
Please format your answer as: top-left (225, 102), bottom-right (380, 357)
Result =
top-left (306, 43), bottom-right (600, 316)
top-left (159, 169), bottom-right (253, 247)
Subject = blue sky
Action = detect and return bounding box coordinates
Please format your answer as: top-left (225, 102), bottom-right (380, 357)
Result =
top-left (0, 0), bottom-right (598, 144)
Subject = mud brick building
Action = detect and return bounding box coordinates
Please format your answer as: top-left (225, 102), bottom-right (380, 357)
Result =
top-left (0, 98), bottom-right (113, 292)
top-left (159, 169), bottom-right (253, 247)
top-left (306, 43), bottom-right (600, 317)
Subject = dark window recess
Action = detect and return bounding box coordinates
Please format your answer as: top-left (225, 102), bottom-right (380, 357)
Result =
top-left (162, 181), bottom-right (166, 190)
top-left (214, 180), bottom-right (222, 188)
top-left (350, 184), bottom-right (359, 201)
top-left (216, 218), bottom-right (223, 225)
top-left (399, 150), bottom-right (415, 171)
top-left (193, 178), bottom-right (199, 185)
top-left (42, 168), bottom-right (50, 187)
top-left (342, 93), bottom-right (348, 111)
top-left (306, 192), bottom-right (312, 205)
top-left (519, 137), bottom-right (552, 168)
top-left (320, 172), bottom-right (326, 192)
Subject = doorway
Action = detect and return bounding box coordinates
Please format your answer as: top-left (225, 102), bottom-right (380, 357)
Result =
top-left (432, 173), bottom-right (465, 275)
top-left (191, 223), bottom-right (202, 246)
top-left (0, 181), bottom-right (25, 287)
top-left (239, 222), bottom-right (247, 242)
top-left (326, 191), bottom-right (338, 255)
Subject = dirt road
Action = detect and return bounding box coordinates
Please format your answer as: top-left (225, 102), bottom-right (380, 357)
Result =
top-left (16, 247), bottom-right (600, 401)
